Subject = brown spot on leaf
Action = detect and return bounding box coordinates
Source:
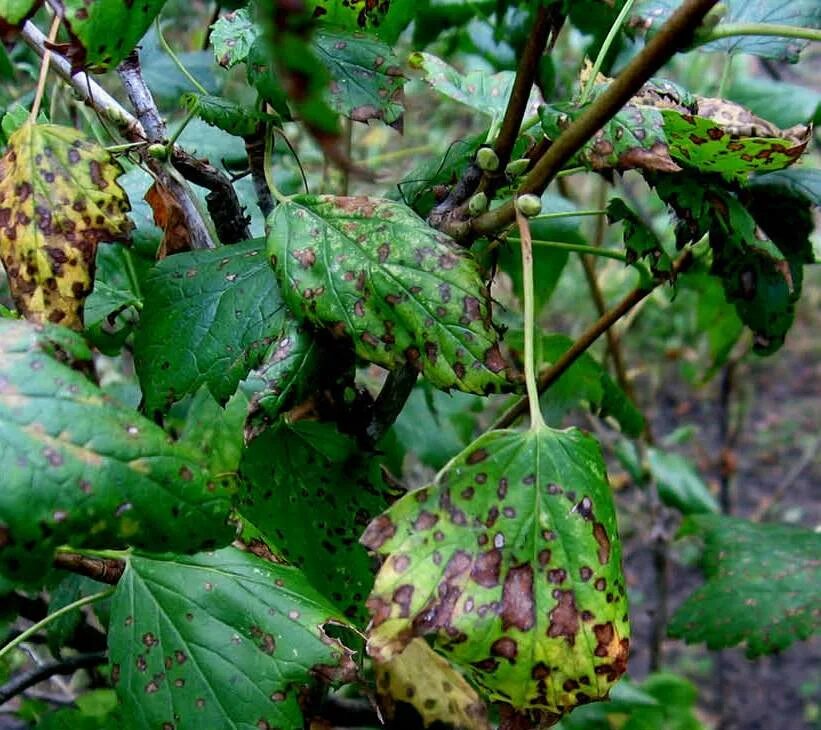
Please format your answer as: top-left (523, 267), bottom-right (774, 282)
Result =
top-left (501, 564), bottom-right (535, 631)
top-left (362, 514), bottom-right (396, 549)
top-left (466, 448), bottom-right (488, 464)
top-left (491, 637), bottom-right (518, 661)
top-left (593, 522), bottom-right (610, 564)
top-left (548, 590), bottom-right (580, 645)
top-left (471, 548), bottom-right (501, 587)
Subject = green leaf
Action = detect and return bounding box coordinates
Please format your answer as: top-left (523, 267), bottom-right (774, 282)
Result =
top-left (62, 0), bottom-right (168, 71)
top-left (727, 77), bottom-right (821, 129)
top-left (540, 102), bottom-right (680, 174)
top-left (181, 93), bottom-right (274, 137)
top-left (134, 239), bottom-right (289, 416)
top-left (243, 321), bottom-right (322, 442)
top-left (267, 195), bottom-right (516, 395)
top-left (211, 7), bottom-right (258, 68)
top-left (633, 0), bottom-right (821, 61)
top-left (314, 29), bottom-right (405, 126)
top-left (606, 198), bottom-right (671, 275)
top-left (178, 387), bottom-right (247, 476)
top-left (306, 0), bottom-right (415, 43)
top-left (0, 0), bottom-right (39, 28)
top-left (669, 515), bottom-right (821, 657)
top-left (411, 52), bottom-right (542, 126)
top-left (108, 548), bottom-right (357, 729)
top-left (748, 168), bottom-right (821, 209)
top-left (646, 449), bottom-right (719, 515)
top-left (239, 420), bottom-right (396, 623)
top-left (363, 425), bottom-right (630, 721)
top-left (47, 574), bottom-right (112, 653)
top-left (0, 319), bottom-right (234, 583)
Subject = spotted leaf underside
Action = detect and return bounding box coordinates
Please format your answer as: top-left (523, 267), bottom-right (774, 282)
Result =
top-left (362, 426), bottom-right (630, 724)
top-left (134, 239), bottom-right (290, 416)
top-left (376, 638), bottom-right (491, 730)
top-left (0, 319), bottom-right (234, 583)
top-left (668, 515), bottom-right (821, 657)
top-left (239, 420), bottom-right (397, 624)
top-left (61, 0), bottom-right (168, 72)
top-left (268, 195), bottom-right (516, 395)
top-left (108, 548), bottom-right (357, 730)
top-left (0, 122), bottom-right (131, 329)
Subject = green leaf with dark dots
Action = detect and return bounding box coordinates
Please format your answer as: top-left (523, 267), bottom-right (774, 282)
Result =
top-left (362, 425), bottom-right (630, 722)
top-left (669, 515), bottom-right (821, 657)
top-left (314, 29), bottom-right (405, 126)
top-left (307, 0), bottom-right (415, 43)
top-left (0, 0), bottom-right (40, 28)
top-left (539, 102), bottom-right (680, 174)
top-left (606, 198), bottom-right (671, 276)
top-left (61, 0), bottom-right (168, 72)
top-left (181, 93), bottom-right (276, 137)
top-left (243, 321), bottom-right (322, 442)
top-left (267, 195), bottom-right (517, 395)
top-left (108, 548), bottom-right (357, 730)
top-left (210, 7), bottom-right (258, 68)
top-left (239, 420), bottom-right (397, 624)
top-left (134, 239), bottom-right (290, 416)
top-left (0, 319), bottom-right (235, 584)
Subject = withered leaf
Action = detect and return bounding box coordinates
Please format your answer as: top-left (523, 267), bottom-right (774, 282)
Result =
top-left (0, 122), bottom-right (131, 329)
top-left (145, 181), bottom-right (192, 258)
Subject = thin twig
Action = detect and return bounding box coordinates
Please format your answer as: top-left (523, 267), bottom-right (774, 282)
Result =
top-left (0, 654), bottom-right (107, 706)
top-left (452, 0), bottom-right (719, 241)
top-left (29, 12), bottom-right (61, 122)
top-left (365, 366), bottom-right (419, 445)
top-left (492, 250), bottom-right (692, 430)
top-left (53, 552), bottom-right (125, 585)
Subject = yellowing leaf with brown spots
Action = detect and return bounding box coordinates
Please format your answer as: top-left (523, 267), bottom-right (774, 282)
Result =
top-left (0, 122), bottom-right (132, 329)
top-left (362, 426), bottom-right (630, 726)
top-left (376, 639), bottom-right (490, 730)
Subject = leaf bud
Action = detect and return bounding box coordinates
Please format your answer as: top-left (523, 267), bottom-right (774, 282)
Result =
top-left (467, 192), bottom-right (488, 216)
top-left (476, 147), bottom-right (500, 172)
top-left (147, 143), bottom-right (169, 160)
top-left (505, 158), bottom-right (530, 177)
top-left (516, 194), bottom-right (542, 217)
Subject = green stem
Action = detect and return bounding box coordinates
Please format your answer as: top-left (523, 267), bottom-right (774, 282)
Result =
top-left (0, 588), bottom-right (115, 662)
top-left (264, 126), bottom-right (291, 206)
top-left (717, 54), bottom-right (733, 97)
top-left (167, 107), bottom-right (198, 148)
top-left (555, 166), bottom-right (587, 178)
top-left (508, 237), bottom-right (627, 262)
top-left (580, 0), bottom-right (636, 104)
top-left (155, 17), bottom-right (208, 95)
top-left (515, 207), bottom-right (546, 431)
top-left (529, 209), bottom-right (607, 222)
top-left (698, 23), bottom-right (821, 44)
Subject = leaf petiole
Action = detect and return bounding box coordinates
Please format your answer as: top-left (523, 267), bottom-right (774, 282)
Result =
top-left (579, 0), bottom-right (636, 104)
top-left (0, 587), bottom-right (115, 662)
top-left (508, 236), bottom-right (628, 262)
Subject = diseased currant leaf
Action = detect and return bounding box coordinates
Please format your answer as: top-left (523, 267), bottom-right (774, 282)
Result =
top-left (61, 0), bottom-right (168, 72)
top-left (314, 29), bottom-right (405, 126)
top-left (362, 426), bottom-right (630, 722)
top-left (178, 387), bottom-right (247, 476)
top-left (239, 420), bottom-right (398, 623)
top-left (0, 0), bottom-right (40, 29)
top-left (0, 319), bottom-right (235, 583)
top-left (659, 100), bottom-right (811, 182)
top-left (307, 0), bottom-right (415, 43)
top-left (108, 548), bottom-right (357, 730)
top-left (411, 52), bottom-right (542, 125)
top-left (0, 122), bottom-right (132, 330)
top-left (243, 321), bottom-right (322, 442)
top-left (633, 0), bottom-right (821, 62)
top-left (210, 7), bottom-right (258, 68)
top-left (268, 195), bottom-right (516, 395)
top-left (376, 638), bottom-right (491, 730)
top-left (668, 515), bottom-right (821, 657)
top-left (606, 198), bottom-right (671, 275)
top-left (539, 102), bottom-right (680, 174)
top-left (134, 239), bottom-right (289, 416)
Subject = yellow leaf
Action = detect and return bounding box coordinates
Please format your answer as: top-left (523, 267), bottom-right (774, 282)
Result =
top-left (0, 122), bottom-right (132, 329)
top-left (376, 639), bottom-right (490, 730)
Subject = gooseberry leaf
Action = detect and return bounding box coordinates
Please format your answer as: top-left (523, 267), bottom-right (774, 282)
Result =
top-left (61, 0), bottom-right (168, 72)
top-left (0, 122), bottom-right (132, 330)
top-left (0, 319), bottom-right (235, 583)
top-left (210, 7), bottom-right (258, 68)
top-left (134, 239), bottom-right (290, 416)
top-left (411, 52), bottom-right (542, 126)
top-left (243, 321), bottom-right (322, 442)
top-left (539, 102), bottom-right (680, 174)
top-left (646, 449), bottom-right (719, 515)
top-left (306, 0), bottom-right (415, 43)
top-left (267, 195), bottom-right (516, 395)
top-left (376, 638), bottom-right (491, 730)
top-left (315, 29), bottom-right (405, 126)
top-left (239, 420), bottom-right (397, 623)
top-left (668, 515), bottom-right (821, 657)
top-left (181, 93), bottom-right (275, 137)
top-left (362, 425), bottom-right (630, 722)
top-left (607, 198), bottom-right (671, 275)
top-left (108, 548), bottom-right (357, 730)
